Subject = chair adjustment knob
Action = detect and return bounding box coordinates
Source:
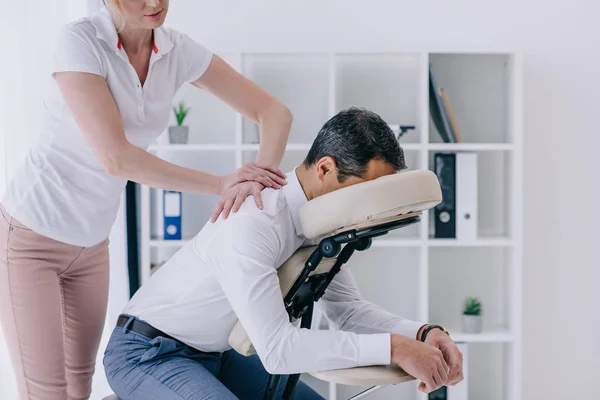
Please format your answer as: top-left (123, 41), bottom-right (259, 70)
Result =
top-left (320, 239), bottom-right (340, 258)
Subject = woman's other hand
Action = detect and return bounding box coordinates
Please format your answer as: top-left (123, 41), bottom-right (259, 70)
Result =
top-left (218, 163), bottom-right (286, 194)
top-left (211, 181), bottom-right (266, 222)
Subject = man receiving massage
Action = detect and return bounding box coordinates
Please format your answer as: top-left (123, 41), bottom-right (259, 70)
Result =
top-left (103, 108), bottom-right (464, 400)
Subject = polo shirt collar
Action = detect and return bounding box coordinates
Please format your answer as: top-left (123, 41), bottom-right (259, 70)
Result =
top-left (282, 168), bottom-right (309, 237)
top-left (91, 6), bottom-right (174, 58)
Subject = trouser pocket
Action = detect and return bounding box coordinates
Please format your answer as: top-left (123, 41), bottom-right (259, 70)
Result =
top-left (138, 336), bottom-right (183, 364)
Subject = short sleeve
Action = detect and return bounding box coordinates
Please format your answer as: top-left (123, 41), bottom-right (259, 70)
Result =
top-left (177, 32), bottom-right (214, 83)
top-left (51, 24), bottom-right (104, 79)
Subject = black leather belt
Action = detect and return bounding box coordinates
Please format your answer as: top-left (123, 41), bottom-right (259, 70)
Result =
top-left (116, 314), bottom-right (187, 347)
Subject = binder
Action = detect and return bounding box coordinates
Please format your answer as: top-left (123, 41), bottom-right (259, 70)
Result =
top-left (434, 153), bottom-right (478, 240)
top-left (456, 153), bottom-right (478, 240)
top-left (163, 190), bottom-right (182, 240)
top-left (434, 153), bottom-right (456, 238)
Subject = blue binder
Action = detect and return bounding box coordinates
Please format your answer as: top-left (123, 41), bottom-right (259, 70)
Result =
top-left (163, 190), bottom-right (182, 240)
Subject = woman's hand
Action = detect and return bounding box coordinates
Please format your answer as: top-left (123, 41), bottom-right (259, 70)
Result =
top-left (211, 181), bottom-right (266, 222)
top-left (218, 163), bottom-right (287, 195)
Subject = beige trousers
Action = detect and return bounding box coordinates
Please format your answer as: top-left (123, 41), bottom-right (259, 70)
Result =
top-left (0, 204), bottom-right (110, 400)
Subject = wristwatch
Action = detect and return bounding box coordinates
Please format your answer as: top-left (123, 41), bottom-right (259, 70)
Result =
top-left (420, 325), bottom-right (450, 342)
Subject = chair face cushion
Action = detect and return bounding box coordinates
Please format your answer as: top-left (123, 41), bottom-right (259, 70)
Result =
top-left (299, 170), bottom-right (442, 239)
top-left (309, 364), bottom-right (415, 386)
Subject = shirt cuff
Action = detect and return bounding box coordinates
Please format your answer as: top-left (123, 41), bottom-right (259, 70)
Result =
top-left (394, 320), bottom-right (428, 340)
top-left (356, 333), bottom-right (391, 366)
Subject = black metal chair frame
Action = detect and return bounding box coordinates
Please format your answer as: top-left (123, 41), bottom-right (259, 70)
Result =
top-left (262, 215), bottom-right (421, 400)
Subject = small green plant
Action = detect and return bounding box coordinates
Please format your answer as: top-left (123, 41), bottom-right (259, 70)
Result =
top-left (463, 297), bottom-right (482, 316)
top-left (172, 102), bottom-right (190, 126)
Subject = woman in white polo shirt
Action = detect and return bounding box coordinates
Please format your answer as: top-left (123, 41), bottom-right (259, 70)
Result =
top-left (0, 1), bottom-right (292, 399)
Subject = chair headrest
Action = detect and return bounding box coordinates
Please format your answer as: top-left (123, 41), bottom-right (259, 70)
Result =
top-left (299, 170), bottom-right (442, 239)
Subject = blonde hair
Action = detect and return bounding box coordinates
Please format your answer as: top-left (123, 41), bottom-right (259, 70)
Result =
top-left (105, 0), bottom-right (127, 32)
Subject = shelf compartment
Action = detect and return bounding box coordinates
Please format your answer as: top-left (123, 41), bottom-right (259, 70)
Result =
top-left (149, 151), bottom-right (235, 241)
top-left (168, 78), bottom-right (237, 145)
top-left (428, 150), bottom-right (514, 239)
top-left (335, 53), bottom-right (421, 144)
top-left (345, 247), bottom-right (421, 322)
top-left (241, 53), bottom-right (330, 145)
top-left (428, 247), bottom-right (511, 334)
top-left (428, 53), bottom-right (514, 144)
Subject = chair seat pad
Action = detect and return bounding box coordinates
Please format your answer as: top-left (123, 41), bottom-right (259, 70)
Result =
top-left (299, 170), bottom-right (441, 239)
top-left (309, 364), bottom-right (414, 386)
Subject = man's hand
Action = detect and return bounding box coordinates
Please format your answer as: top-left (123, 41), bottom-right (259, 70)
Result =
top-left (423, 329), bottom-right (464, 387)
top-left (390, 334), bottom-right (449, 393)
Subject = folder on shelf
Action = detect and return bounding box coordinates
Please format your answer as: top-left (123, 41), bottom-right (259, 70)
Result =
top-left (455, 153), bottom-right (477, 240)
top-left (163, 190), bottom-right (182, 240)
top-left (440, 89), bottom-right (464, 143)
top-left (434, 153), bottom-right (478, 240)
top-left (429, 64), bottom-right (456, 143)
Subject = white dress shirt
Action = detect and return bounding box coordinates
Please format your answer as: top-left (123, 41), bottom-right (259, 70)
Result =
top-left (1, 7), bottom-right (213, 246)
top-left (125, 170), bottom-right (425, 375)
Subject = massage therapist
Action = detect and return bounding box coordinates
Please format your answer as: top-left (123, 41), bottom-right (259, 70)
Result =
top-left (0, 1), bottom-right (291, 399)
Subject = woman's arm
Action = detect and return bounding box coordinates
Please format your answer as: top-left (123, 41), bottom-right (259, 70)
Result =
top-left (54, 71), bottom-right (284, 195)
top-left (192, 55), bottom-right (293, 168)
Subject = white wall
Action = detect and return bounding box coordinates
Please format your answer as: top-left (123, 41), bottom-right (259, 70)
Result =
top-left (163, 1), bottom-right (599, 399)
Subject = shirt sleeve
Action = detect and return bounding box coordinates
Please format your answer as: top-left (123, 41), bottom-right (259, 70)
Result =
top-left (203, 217), bottom-right (391, 375)
top-left (51, 24), bottom-right (104, 78)
top-left (175, 31), bottom-right (214, 84)
top-left (319, 265), bottom-right (426, 339)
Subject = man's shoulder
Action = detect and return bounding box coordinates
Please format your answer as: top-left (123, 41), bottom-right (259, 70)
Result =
top-left (193, 188), bottom-right (289, 251)
top-left (235, 187), bottom-right (287, 219)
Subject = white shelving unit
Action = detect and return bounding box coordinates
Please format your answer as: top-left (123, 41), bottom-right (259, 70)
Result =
top-left (139, 51), bottom-right (522, 400)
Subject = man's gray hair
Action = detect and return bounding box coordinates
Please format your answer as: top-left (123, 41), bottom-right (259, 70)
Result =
top-left (303, 107), bottom-right (406, 182)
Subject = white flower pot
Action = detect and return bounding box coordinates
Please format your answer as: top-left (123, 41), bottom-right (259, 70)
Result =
top-left (169, 125), bottom-right (189, 144)
top-left (462, 315), bottom-right (483, 334)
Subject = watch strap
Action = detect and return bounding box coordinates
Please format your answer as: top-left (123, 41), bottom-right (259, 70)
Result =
top-left (420, 325), bottom-right (449, 342)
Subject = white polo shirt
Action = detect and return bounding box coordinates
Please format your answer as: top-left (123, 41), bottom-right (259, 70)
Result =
top-left (1, 7), bottom-right (213, 247)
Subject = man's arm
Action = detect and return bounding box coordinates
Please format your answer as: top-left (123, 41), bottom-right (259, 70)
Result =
top-left (318, 265), bottom-right (426, 339)
top-left (319, 265), bottom-right (465, 391)
top-left (202, 217), bottom-right (391, 375)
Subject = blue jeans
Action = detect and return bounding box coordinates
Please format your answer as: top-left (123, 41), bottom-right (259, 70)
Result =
top-left (103, 316), bottom-right (324, 400)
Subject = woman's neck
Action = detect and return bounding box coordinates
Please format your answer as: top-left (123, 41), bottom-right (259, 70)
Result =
top-left (118, 28), bottom-right (154, 55)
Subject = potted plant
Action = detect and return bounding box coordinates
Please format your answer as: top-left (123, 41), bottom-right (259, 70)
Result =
top-left (462, 296), bottom-right (483, 334)
top-left (169, 102), bottom-right (190, 144)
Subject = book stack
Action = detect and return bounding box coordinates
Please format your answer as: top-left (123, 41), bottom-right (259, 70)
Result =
top-left (429, 64), bottom-right (463, 143)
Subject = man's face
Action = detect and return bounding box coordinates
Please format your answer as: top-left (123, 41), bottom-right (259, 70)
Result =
top-left (315, 157), bottom-right (397, 197)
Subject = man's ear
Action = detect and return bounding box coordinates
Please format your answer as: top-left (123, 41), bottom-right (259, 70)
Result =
top-left (315, 157), bottom-right (337, 181)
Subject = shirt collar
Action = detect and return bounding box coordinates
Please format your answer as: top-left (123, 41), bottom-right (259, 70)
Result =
top-left (282, 168), bottom-right (309, 237)
top-left (91, 6), bottom-right (174, 58)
